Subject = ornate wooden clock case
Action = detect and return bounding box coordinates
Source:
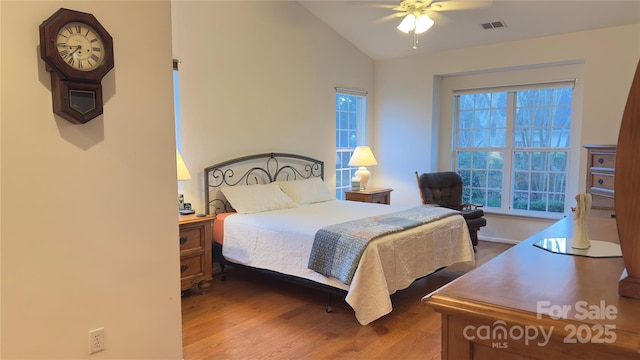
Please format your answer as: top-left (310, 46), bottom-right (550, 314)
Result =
top-left (39, 8), bottom-right (114, 124)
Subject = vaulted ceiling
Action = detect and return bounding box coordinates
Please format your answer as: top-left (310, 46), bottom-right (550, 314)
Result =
top-left (300, 0), bottom-right (640, 60)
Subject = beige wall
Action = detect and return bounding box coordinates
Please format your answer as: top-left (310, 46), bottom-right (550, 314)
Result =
top-left (171, 1), bottom-right (375, 214)
top-left (375, 24), bottom-right (640, 242)
top-left (1, 1), bottom-right (183, 358)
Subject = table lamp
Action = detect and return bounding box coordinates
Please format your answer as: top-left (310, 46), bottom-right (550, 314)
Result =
top-left (348, 146), bottom-right (378, 190)
top-left (177, 150), bottom-right (195, 214)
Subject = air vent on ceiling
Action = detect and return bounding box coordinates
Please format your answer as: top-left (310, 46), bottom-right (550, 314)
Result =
top-left (481, 21), bottom-right (506, 30)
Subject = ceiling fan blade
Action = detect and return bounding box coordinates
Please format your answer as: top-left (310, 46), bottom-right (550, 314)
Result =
top-left (427, 0), bottom-right (493, 12)
top-left (366, 3), bottom-right (400, 10)
top-left (374, 12), bottom-right (408, 24)
top-left (425, 11), bottom-right (448, 25)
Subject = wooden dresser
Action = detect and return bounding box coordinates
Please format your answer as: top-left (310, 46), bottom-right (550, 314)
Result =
top-left (584, 144), bottom-right (616, 210)
top-left (424, 211), bottom-right (640, 359)
top-left (179, 214), bottom-right (214, 294)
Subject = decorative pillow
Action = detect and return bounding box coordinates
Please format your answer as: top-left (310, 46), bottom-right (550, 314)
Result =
top-left (220, 182), bottom-right (296, 214)
top-left (278, 177), bottom-right (335, 205)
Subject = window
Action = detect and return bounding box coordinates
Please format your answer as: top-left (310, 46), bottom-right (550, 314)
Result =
top-left (454, 83), bottom-right (574, 214)
top-left (173, 59), bottom-right (182, 151)
top-left (335, 89), bottom-right (367, 200)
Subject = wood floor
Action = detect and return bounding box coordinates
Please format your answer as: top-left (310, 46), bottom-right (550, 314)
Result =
top-left (181, 240), bottom-right (513, 360)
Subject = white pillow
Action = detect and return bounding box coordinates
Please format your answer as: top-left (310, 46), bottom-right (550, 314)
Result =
top-left (220, 182), bottom-right (296, 214)
top-left (278, 178), bottom-right (335, 205)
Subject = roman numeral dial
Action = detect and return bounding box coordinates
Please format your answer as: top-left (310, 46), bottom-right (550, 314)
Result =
top-left (55, 21), bottom-right (104, 71)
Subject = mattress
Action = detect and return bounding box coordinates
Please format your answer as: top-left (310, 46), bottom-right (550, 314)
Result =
top-left (222, 199), bottom-right (474, 325)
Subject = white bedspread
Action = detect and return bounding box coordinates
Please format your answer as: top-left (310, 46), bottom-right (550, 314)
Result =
top-left (222, 200), bottom-right (474, 325)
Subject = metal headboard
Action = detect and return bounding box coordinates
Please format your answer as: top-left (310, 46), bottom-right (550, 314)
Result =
top-left (204, 152), bottom-right (324, 215)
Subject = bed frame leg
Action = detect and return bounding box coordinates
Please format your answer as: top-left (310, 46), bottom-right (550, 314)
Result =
top-left (219, 263), bottom-right (227, 281)
top-left (212, 242), bottom-right (227, 281)
top-left (325, 293), bottom-right (333, 313)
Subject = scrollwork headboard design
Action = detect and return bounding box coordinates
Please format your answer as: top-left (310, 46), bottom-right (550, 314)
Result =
top-left (204, 152), bottom-right (324, 215)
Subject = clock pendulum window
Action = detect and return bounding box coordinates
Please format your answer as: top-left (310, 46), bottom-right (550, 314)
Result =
top-left (39, 8), bottom-right (114, 124)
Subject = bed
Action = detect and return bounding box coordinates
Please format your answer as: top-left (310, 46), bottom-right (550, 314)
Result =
top-left (205, 153), bottom-right (474, 325)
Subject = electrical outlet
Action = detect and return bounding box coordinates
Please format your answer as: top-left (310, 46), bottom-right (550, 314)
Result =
top-left (89, 327), bottom-right (105, 354)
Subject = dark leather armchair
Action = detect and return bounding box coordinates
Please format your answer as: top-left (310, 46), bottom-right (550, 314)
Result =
top-left (415, 171), bottom-right (487, 247)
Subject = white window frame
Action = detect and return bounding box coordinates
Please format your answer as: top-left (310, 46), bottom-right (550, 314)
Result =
top-left (453, 83), bottom-right (574, 215)
top-left (173, 59), bottom-right (182, 151)
top-left (439, 64), bottom-right (584, 219)
top-left (335, 88), bottom-right (367, 200)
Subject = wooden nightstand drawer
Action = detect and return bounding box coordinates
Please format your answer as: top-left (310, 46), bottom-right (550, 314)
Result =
top-left (180, 253), bottom-right (205, 279)
top-left (345, 192), bottom-right (370, 202)
top-left (179, 226), bottom-right (205, 251)
top-left (368, 192), bottom-right (390, 204)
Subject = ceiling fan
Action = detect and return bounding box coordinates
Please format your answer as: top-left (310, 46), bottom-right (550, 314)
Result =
top-left (377, 0), bottom-right (493, 49)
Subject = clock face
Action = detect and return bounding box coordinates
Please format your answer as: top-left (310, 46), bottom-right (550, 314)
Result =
top-left (56, 22), bottom-right (105, 72)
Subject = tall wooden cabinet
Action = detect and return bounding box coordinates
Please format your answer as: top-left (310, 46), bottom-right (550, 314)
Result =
top-left (584, 144), bottom-right (616, 210)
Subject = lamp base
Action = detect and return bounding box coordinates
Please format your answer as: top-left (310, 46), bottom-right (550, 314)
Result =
top-left (354, 167), bottom-right (371, 190)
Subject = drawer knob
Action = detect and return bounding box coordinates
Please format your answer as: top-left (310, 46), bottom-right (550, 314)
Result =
top-left (179, 236), bottom-right (188, 245)
top-left (598, 179), bottom-right (604, 185)
top-left (598, 158), bottom-right (604, 164)
top-left (180, 264), bottom-right (189, 273)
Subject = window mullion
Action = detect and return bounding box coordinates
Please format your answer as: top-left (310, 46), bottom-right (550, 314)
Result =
top-left (502, 92), bottom-right (515, 210)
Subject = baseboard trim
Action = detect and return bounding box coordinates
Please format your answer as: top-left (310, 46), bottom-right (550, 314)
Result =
top-left (478, 236), bottom-right (520, 245)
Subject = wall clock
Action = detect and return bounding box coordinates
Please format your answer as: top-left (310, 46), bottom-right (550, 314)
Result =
top-left (40, 8), bottom-right (114, 124)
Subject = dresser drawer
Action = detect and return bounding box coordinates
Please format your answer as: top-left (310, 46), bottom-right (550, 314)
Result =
top-left (584, 145), bottom-right (617, 211)
top-left (589, 172), bottom-right (614, 190)
top-left (179, 226), bottom-right (205, 251)
top-left (590, 152), bottom-right (616, 169)
top-left (591, 192), bottom-right (615, 209)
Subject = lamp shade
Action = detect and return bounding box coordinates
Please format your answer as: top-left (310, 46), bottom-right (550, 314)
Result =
top-left (397, 13), bottom-right (416, 33)
top-left (414, 14), bottom-right (434, 34)
top-left (348, 146), bottom-right (378, 167)
top-left (176, 150), bottom-right (192, 181)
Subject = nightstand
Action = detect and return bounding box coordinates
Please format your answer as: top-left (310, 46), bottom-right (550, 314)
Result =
top-left (344, 187), bottom-right (393, 205)
top-left (178, 214), bottom-right (214, 294)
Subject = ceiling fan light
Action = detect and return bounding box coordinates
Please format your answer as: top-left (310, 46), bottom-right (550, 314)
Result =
top-left (414, 13), bottom-right (434, 34)
top-left (397, 14), bottom-right (416, 33)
